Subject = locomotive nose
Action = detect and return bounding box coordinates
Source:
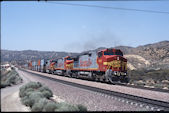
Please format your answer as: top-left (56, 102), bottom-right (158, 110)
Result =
top-left (66, 60), bottom-right (73, 64)
top-left (105, 55), bottom-right (120, 61)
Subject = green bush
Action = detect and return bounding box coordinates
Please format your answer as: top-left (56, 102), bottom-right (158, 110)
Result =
top-left (1, 82), bottom-right (10, 88)
top-left (31, 98), bottom-right (49, 112)
top-left (19, 82), bottom-right (87, 111)
top-left (77, 104), bottom-right (87, 111)
top-left (55, 102), bottom-right (79, 111)
top-left (42, 101), bottom-right (58, 112)
top-left (154, 83), bottom-right (164, 89)
top-left (19, 82), bottom-right (42, 97)
top-left (41, 90), bottom-right (53, 99)
top-left (21, 96), bottom-right (30, 106)
top-left (19, 87), bottom-right (34, 98)
top-left (28, 91), bottom-right (45, 107)
top-left (37, 86), bottom-right (53, 99)
top-left (20, 82), bottom-right (42, 91)
top-left (1, 69), bottom-right (22, 88)
top-left (129, 69), bottom-right (169, 84)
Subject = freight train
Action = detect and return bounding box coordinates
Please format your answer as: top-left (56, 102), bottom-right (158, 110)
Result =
top-left (24, 48), bottom-right (129, 84)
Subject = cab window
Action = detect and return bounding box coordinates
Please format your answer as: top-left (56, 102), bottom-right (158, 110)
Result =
top-left (67, 58), bottom-right (72, 60)
top-left (104, 51), bottom-right (115, 55)
top-left (115, 51), bottom-right (123, 56)
top-left (98, 52), bottom-right (103, 57)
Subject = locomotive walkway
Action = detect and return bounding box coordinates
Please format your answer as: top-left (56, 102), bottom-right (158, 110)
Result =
top-left (21, 68), bottom-right (169, 111)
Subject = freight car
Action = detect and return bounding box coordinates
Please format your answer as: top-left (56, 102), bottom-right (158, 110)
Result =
top-left (25, 48), bottom-right (129, 84)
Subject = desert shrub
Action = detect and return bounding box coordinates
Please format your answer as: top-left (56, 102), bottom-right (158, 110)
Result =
top-left (1, 69), bottom-right (22, 88)
top-left (28, 91), bottom-right (45, 107)
top-left (19, 82), bottom-right (87, 112)
top-left (77, 104), bottom-right (87, 111)
top-left (54, 102), bottom-right (79, 111)
top-left (25, 88), bottom-right (35, 97)
top-left (1, 82), bottom-right (10, 88)
top-left (31, 98), bottom-right (49, 111)
top-left (22, 82), bottom-right (42, 90)
top-left (37, 86), bottom-right (53, 99)
top-left (133, 80), bottom-right (145, 86)
top-left (129, 69), bottom-right (169, 84)
top-left (6, 74), bottom-right (17, 85)
top-left (21, 96), bottom-right (30, 106)
top-left (19, 82), bottom-right (42, 97)
top-left (154, 83), bottom-right (164, 89)
top-left (19, 87), bottom-right (35, 98)
top-left (42, 101), bottom-right (58, 112)
top-left (41, 90), bottom-right (53, 99)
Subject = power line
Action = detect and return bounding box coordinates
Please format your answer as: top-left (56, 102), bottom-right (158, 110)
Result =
top-left (46, 2), bottom-right (169, 15)
top-left (37, 0), bottom-right (169, 1)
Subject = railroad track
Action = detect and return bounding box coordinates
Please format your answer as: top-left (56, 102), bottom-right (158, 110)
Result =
top-left (115, 82), bottom-right (169, 93)
top-left (20, 68), bottom-right (169, 111)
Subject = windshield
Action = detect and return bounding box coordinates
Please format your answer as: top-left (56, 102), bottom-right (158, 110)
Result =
top-left (104, 51), bottom-right (123, 56)
top-left (104, 51), bottom-right (115, 55)
top-left (115, 51), bottom-right (123, 56)
top-left (67, 58), bottom-right (72, 60)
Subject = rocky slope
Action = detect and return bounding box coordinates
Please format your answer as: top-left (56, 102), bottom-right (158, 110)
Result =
top-left (117, 41), bottom-right (169, 70)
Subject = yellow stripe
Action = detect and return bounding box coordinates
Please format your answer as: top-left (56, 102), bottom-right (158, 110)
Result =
top-left (103, 60), bottom-right (121, 67)
top-left (103, 62), bottom-right (108, 65)
top-left (73, 68), bottom-right (98, 70)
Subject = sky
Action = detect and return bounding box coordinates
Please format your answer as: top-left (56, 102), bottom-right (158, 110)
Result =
top-left (1, 1), bottom-right (169, 53)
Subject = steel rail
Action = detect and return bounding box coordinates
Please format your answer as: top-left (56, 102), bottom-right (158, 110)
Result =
top-left (20, 68), bottom-right (169, 111)
top-left (114, 82), bottom-right (169, 93)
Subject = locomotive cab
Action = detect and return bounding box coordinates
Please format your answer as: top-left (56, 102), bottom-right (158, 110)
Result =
top-left (97, 48), bottom-right (128, 83)
top-left (64, 56), bottom-right (74, 70)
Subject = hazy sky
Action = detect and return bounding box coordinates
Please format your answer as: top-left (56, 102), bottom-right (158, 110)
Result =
top-left (2, 1), bottom-right (169, 53)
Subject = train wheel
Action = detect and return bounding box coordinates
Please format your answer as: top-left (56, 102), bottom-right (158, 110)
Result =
top-left (91, 75), bottom-right (95, 81)
top-left (121, 76), bottom-right (129, 83)
top-left (99, 78), bottom-right (104, 82)
top-left (89, 72), bottom-right (96, 81)
top-left (52, 71), bottom-right (55, 75)
top-left (49, 70), bottom-right (52, 74)
top-left (66, 70), bottom-right (72, 77)
top-left (95, 77), bottom-right (99, 82)
top-left (105, 69), bottom-right (115, 84)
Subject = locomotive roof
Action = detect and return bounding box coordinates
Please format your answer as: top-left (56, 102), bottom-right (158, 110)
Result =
top-left (68, 48), bottom-right (123, 58)
top-left (98, 48), bottom-right (122, 52)
top-left (69, 51), bottom-right (94, 58)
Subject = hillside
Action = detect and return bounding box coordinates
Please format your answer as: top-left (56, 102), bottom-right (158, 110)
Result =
top-left (1, 50), bottom-right (77, 65)
top-left (1, 40), bottom-right (169, 70)
top-left (119, 41), bottom-right (169, 69)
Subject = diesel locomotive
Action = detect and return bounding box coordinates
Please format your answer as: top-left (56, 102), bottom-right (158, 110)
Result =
top-left (26, 48), bottom-right (129, 84)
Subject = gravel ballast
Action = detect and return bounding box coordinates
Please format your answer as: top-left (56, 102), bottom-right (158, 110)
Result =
top-left (17, 69), bottom-right (165, 111)
top-left (25, 69), bottom-right (169, 103)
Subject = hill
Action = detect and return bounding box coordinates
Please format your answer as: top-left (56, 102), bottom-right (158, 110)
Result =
top-left (1, 41), bottom-right (169, 70)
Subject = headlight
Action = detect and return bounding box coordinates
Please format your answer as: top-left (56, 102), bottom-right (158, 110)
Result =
top-left (114, 72), bottom-right (117, 75)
